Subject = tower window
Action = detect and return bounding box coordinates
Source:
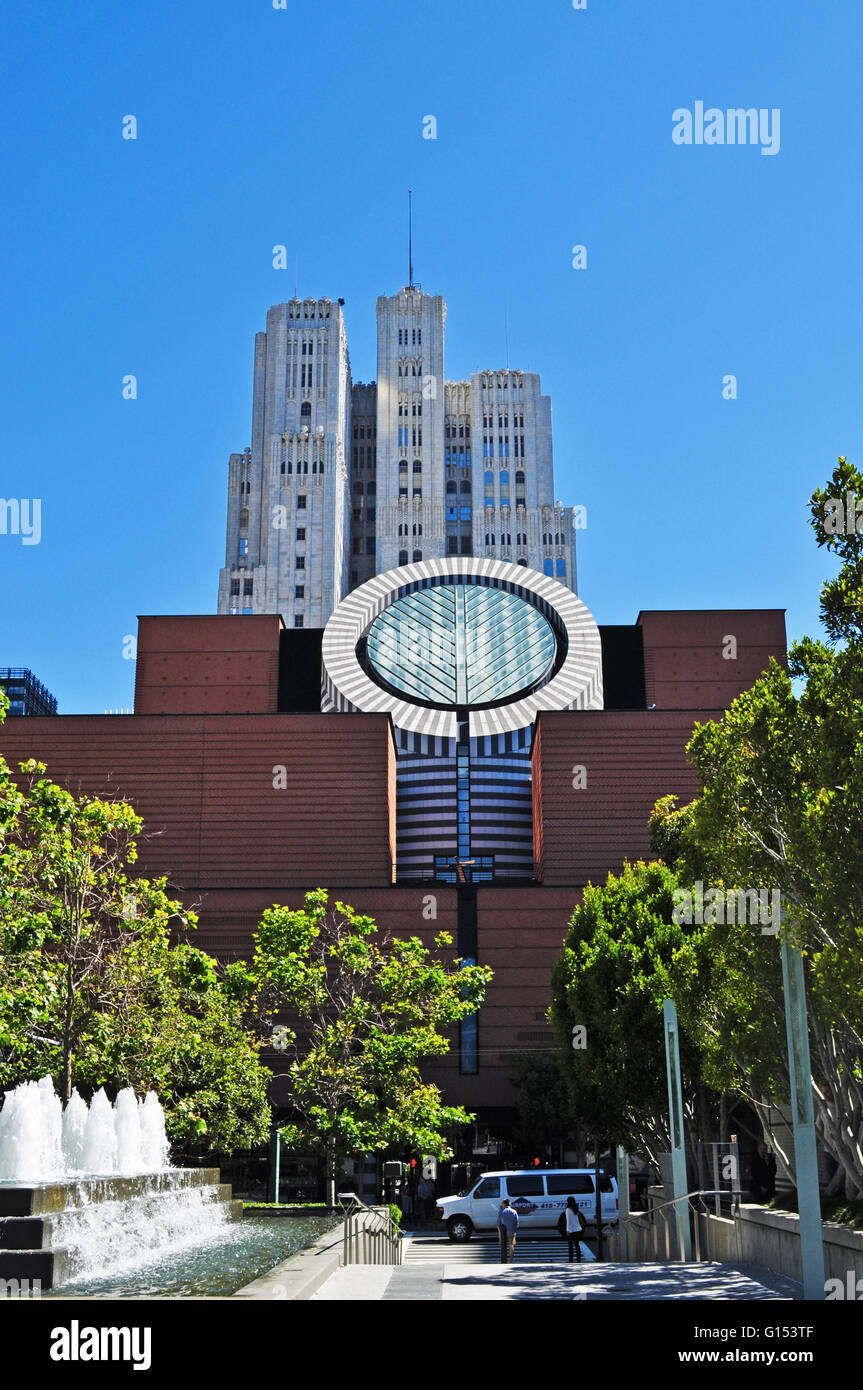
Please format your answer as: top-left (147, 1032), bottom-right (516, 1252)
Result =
top-left (301, 402), bottom-right (311, 417)
top-left (398, 549), bottom-right (408, 565)
top-left (412, 549), bottom-right (422, 563)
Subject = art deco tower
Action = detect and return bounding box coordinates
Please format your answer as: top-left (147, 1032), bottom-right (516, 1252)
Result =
top-left (217, 297), bottom-right (351, 630)
top-left (218, 286), bottom-right (579, 627)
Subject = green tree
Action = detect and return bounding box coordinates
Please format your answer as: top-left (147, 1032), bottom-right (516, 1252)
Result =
top-left (550, 860), bottom-right (708, 1171)
top-left (650, 458), bottom-right (863, 1197)
top-left (508, 1050), bottom-right (576, 1163)
top-left (246, 890), bottom-right (492, 1203)
top-left (0, 727), bottom-right (270, 1152)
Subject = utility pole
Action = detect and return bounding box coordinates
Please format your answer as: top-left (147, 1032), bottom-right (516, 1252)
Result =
top-left (594, 1140), bottom-right (604, 1260)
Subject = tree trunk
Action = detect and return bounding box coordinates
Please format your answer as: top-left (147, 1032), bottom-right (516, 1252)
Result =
top-left (61, 964), bottom-right (75, 1102)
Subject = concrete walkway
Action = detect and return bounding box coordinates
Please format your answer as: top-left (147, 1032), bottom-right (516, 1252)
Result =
top-left (311, 1232), bottom-right (801, 1301)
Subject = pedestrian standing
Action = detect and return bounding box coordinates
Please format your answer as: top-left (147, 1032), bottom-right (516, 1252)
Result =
top-left (750, 1142), bottom-right (777, 1204)
top-left (417, 1175), bottom-right (432, 1222)
top-left (497, 1198), bottom-right (518, 1262)
top-left (565, 1195), bottom-right (587, 1262)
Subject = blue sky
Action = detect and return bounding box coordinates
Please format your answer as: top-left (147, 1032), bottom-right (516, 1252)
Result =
top-left (1, 0), bottom-right (860, 712)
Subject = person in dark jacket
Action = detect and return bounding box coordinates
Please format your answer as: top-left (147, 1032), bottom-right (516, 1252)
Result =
top-left (497, 1198), bottom-right (518, 1262)
top-left (750, 1142), bottom-right (777, 1203)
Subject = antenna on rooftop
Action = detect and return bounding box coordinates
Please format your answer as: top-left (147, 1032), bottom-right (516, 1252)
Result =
top-left (408, 188), bottom-right (414, 288)
top-left (504, 306), bottom-right (510, 370)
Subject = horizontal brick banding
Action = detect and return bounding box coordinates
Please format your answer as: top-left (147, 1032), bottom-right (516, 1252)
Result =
top-left (638, 609), bottom-right (787, 710)
top-left (134, 615), bottom-right (284, 715)
top-left (532, 709), bottom-right (710, 885)
top-left (0, 714), bottom-right (397, 888)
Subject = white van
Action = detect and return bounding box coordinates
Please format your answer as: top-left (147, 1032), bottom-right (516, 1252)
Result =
top-left (436, 1169), bottom-right (618, 1243)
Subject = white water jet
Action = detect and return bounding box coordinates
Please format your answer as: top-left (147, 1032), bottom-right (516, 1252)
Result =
top-left (61, 1090), bottom-right (87, 1173)
top-left (115, 1088), bottom-right (143, 1174)
top-left (0, 1081), bottom-right (52, 1180)
top-left (38, 1076), bottom-right (64, 1176)
top-left (82, 1088), bottom-right (116, 1175)
top-left (139, 1090), bottom-right (170, 1172)
top-left (0, 1077), bottom-right (172, 1182)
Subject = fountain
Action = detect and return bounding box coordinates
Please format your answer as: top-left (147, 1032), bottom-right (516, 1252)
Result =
top-left (0, 1077), bottom-right (240, 1289)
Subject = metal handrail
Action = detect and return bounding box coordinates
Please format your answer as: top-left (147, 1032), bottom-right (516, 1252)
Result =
top-left (341, 1195), bottom-right (403, 1266)
top-left (620, 1189), bottom-right (731, 1225)
top-left (610, 1189), bottom-right (735, 1264)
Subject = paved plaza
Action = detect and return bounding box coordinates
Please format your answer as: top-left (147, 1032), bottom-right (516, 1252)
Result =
top-left (312, 1232), bottom-right (801, 1301)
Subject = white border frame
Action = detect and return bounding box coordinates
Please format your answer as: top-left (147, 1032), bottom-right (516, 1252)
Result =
top-left (321, 557), bottom-right (603, 738)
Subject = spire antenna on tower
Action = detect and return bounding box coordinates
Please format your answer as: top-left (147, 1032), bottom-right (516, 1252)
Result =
top-left (408, 188), bottom-right (413, 288)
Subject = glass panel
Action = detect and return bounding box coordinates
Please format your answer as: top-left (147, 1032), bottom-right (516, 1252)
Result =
top-left (364, 578), bottom-right (556, 708)
top-left (505, 1176), bottom-right (544, 1197)
top-left (545, 1174), bottom-right (594, 1195)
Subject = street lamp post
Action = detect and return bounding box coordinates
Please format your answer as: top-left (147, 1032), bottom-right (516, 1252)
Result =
top-left (616, 1145), bottom-right (630, 1260)
top-left (663, 999), bottom-right (692, 1261)
top-left (780, 927), bottom-right (826, 1300)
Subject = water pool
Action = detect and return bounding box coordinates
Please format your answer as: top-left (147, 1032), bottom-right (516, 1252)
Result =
top-left (46, 1213), bottom-right (340, 1299)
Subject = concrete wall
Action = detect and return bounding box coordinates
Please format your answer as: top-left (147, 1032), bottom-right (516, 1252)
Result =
top-left (615, 1203), bottom-right (863, 1290)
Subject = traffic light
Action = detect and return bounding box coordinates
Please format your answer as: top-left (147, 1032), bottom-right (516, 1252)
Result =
top-left (534, 1157), bottom-right (540, 1167)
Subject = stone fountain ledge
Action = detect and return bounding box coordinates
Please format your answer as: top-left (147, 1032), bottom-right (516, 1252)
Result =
top-left (0, 1168), bottom-right (223, 1216)
top-left (0, 1170), bottom-right (242, 1289)
top-left (233, 1222), bottom-right (345, 1301)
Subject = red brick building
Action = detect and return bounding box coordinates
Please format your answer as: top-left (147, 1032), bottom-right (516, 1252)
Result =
top-left (0, 604), bottom-right (786, 1142)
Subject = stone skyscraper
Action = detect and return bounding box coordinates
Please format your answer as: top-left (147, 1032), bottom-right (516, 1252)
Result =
top-left (218, 285), bottom-right (579, 626)
top-left (217, 297), bottom-right (351, 630)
